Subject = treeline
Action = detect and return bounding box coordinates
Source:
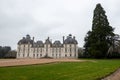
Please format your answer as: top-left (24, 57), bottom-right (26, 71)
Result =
top-left (0, 46), bottom-right (16, 58)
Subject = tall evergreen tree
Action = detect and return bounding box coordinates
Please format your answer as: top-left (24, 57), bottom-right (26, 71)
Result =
top-left (84, 3), bottom-right (114, 58)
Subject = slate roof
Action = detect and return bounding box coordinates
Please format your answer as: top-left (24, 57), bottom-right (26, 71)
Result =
top-left (32, 41), bottom-right (44, 47)
top-left (44, 37), bottom-right (52, 44)
top-left (52, 40), bottom-right (62, 47)
top-left (18, 34), bottom-right (78, 47)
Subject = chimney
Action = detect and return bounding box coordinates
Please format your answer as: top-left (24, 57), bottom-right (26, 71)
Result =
top-left (48, 37), bottom-right (49, 40)
top-left (23, 37), bottom-right (25, 39)
top-left (33, 37), bottom-right (34, 42)
top-left (63, 36), bottom-right (65, 43)
top-left (50, 39), bottom-right (52, 43)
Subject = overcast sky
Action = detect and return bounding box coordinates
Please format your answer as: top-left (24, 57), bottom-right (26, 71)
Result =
top-left (0, 0), bottom-right (120, 50)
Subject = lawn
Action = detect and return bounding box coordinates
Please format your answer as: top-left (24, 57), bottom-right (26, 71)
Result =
top-left (0, 59), bottom-right (120, 80)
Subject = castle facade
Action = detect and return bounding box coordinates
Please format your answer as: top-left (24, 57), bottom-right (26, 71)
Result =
top-left (17, 34), bottom-right (78, 58)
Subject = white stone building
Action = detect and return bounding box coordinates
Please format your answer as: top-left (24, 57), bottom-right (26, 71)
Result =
top-left (17, 34), bottom-right (78, 58)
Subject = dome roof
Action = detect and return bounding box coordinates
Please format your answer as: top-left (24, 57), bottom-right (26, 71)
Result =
top-left (18, 37), bottom-right (33, 44)
top-left (64, 34), bottom-right (78, 44)
top-left (18, 35), bottom-right (33, 44)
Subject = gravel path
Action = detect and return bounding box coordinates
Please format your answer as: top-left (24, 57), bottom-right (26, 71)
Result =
top-left (0, 58), bottom-right (85, 67)
top-left (102, 68), bottom-right (120, 80)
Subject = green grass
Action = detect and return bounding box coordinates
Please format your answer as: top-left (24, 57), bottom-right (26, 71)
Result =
top-left (0, 59), bottom-right (120, 80)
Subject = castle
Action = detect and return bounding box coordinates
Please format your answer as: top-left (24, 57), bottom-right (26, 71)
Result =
top-left (17, 34), bottom-right (78, 58)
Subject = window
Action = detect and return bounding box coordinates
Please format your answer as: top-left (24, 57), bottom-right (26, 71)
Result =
top-left (70, 45), bottom-right (72, 53)
top-left (41, 48), bottom-right (42, 53)
top-left (74, 48), bottom-right (76, 54)
top-left (18, 54), bottom-right (20, 57)
top-left (65, 48), bottom-right (67, 53)
top-left (56, 48), bottom-right (57, 53)
top-left (52, 54), bottom-right (54, 57)
top-left (37, 54), bottom-right (39, 58)
top-left (74, 53), bottom-right (76, 57)
top-left (33, 54), bottom-right (35, 58)
top-left (27, 53), bottom-right (29, 57)
top-left (40, 54), bottom-right (42, 57)
top-left (59, 54), bottom-right (61, 57)
top-left (23, 54), bottom-right (25, 57)
top-left (37, 48), bottom-right (39, 53)
top-left (65, 54), bottom-right (67, 57)
top-left (70, 54), bottom-right (72, 57)
top-left (42, 49), bottom-right (44, 52)
top-left (52, 48), bottom-right (54, 53)
top-left (33, 48), bottom-right (35, 53)
top-left (59, 48), bottom-right (61, 53)
top-left (70, 48), bottom-right (71, 53)
top-left (65, 44), bottom-right (67, 53)
top-left (18, 47), bottom-right (20, 53)
top-left (23, 45), bottom-right (25, 54)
